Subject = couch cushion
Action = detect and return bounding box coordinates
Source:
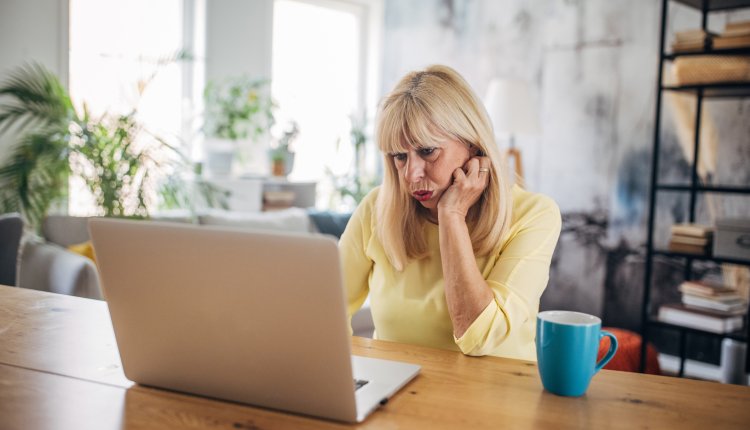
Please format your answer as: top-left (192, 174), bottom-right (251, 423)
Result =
top-left (68, 241), bottom-right (97, 264)
top-left (198, 208), bottom-right (312, 233)
top-left (18, 239), bottom-right (101, 299)
top-left (43, 215), bottom-right (92, 247)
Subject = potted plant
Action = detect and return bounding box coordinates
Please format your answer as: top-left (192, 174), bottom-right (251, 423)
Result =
top-left (327, 113), bottom-right (377, 209)
top-left (270, 121), bottom-right (299, 177)
top-left (203, 76), bottom-right (275, 176)
top-left (0, 62), bottom-right (184, 230)
top-left (0, 63), bottom-right (80, 230)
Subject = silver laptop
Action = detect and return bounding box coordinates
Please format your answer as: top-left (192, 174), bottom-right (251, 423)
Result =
top-left (89, 218), bottom-right (419, 423)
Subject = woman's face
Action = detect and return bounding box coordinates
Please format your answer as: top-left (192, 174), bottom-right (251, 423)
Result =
top-left (389, 138), bottom-right (473, 216)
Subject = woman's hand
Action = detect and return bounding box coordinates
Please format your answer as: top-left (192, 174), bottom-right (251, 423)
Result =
top-left (437, 156), bottom-right (491, 221)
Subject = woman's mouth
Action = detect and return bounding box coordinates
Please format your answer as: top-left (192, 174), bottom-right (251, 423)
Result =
top-left (412, 190), bottom-right (433, 202)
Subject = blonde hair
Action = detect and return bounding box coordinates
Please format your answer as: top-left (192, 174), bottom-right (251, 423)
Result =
top-left (375, 65), bottom-right (513, 271)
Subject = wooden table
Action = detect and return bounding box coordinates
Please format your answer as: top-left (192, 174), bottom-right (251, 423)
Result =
top-left (1, 285), bottom-right (749, 429)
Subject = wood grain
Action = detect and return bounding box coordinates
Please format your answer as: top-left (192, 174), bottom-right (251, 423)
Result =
top-left (1, 285), bottom-right (749, 429)
top-left (0, 285), bottom-right (130, 387)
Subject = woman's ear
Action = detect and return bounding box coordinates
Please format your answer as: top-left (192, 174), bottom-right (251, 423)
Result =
top-left (475, 147), bottom-right (485, 157)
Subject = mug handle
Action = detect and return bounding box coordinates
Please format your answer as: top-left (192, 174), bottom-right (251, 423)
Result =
top-left (595, 330), bottom-right (618, 373)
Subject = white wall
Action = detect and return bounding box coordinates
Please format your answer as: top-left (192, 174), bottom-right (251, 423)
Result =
top-left (0, 0), bottom-right (68, 161)
top-left (0, 0), bottom-right (276, 164)
top-left (0, 0), bottom-right (67, 78)
top-left (205, 0), bottom-right (273, 83)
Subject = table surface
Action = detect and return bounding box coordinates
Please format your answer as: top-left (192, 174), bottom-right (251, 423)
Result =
top-left (1, 285), bottom-right (749, 430)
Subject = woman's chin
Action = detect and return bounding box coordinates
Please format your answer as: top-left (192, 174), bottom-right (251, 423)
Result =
top-left (417, 199), bottom-right (437, 210)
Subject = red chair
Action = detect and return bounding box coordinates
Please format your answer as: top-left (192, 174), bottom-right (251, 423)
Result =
top-left (598, 327), bottom-right (661, 375)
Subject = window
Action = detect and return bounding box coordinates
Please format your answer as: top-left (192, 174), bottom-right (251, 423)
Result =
top-left (67, 0), bottom-right (203, 215)
top-left (272, 0), bottom-right (381, 209)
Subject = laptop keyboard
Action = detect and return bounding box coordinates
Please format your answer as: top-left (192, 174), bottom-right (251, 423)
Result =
top-left (354, 379), bottom-right (369, 390)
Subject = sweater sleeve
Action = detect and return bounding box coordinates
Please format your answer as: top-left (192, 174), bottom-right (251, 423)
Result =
top-left (454, 194), bottom-right (562, 357)
top-left (338, 191), bottom-right (377, 335)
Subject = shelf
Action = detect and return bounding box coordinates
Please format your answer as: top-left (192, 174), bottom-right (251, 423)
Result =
top-left (673, 0), bottom-right (750, 11)
top-left (652, 249), bottom-right (750, 266)
top-left (664, 47), bottom-right (750, 60)
top-left (642, 0), bottom-right (750, 375)
top-left (662, 82), bottom-right (750, 97)
top-left (656, 184), bottom-right (750, 194)
top-left (648, 317), bottom-right (748, 341)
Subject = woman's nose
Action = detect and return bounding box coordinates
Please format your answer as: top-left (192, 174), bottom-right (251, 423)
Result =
top-left (404, 156), bottom-right (425, 183)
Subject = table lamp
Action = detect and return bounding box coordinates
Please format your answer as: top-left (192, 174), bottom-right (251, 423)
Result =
top-left (483, 78), bottom-right (540, 186)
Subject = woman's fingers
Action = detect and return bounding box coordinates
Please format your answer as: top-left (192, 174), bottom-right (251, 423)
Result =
top-left (463, 156), bottom-right (480, 175)
top-left (463, 156), bottom-right (491, 180)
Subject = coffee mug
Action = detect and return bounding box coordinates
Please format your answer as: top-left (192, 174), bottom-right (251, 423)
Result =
top-left (536, 310), bottom-right (618, 397)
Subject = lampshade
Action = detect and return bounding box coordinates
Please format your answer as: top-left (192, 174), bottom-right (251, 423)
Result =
top-left (483, 78), bottom-right (540, 136)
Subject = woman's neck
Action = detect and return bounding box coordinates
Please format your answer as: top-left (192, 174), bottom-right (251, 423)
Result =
top-left (419, 207), bottom-right (439, 225)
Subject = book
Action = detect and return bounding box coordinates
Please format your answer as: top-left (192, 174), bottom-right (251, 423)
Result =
top-left (658, 304), bottom-right (744, 333)
top-left (670, 234), bottom-right (710, 246)
top-left (681, 294), bottom-right (747, 313)
top-left (670, 223), bottom-right (714, 238)
top-left (713, 35), bottom-right (750, 49)
top-left (723, 28), bottom-right (750, 37)
top-left (725, 20), bottom-right (750, 33)
top-left (674, 29), bottom-right (710, 42)
top-left (672, 41), bottom-right (707, 53)
top-left (678, 279), bottom-right (738, 296)
top-left (668, 240), bottom-right (708, 255)
top-left (671, 29), bottom-right (712, 53)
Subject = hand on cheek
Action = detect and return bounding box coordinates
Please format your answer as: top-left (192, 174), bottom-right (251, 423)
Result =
top-left (437, 156), bottom-right (491, 220)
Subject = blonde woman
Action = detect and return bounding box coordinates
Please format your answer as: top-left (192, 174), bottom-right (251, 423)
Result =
top-left (340, 65), bottom-right (561, 360)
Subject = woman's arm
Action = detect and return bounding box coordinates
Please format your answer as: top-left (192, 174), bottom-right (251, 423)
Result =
top-left (455, 195), bottom-right (561, 357)
top-left (438, 211), bottom-right (494, 337)
top-left (437, 157), bottom-right (494, 337)
top-left (339, 194), bottom-right (375, 332)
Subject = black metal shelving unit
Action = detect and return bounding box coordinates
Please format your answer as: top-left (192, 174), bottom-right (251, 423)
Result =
top-left (640, 0), bottom-right (750, 377)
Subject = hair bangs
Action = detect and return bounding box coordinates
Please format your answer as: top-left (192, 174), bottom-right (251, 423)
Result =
top-left (378, 95), bottom-right (453, 155)
top-left (403, 102), bottom-right (452, 149)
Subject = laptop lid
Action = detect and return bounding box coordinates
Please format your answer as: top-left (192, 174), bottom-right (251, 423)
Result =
top-left (90, 218), bottom-right (360, 422)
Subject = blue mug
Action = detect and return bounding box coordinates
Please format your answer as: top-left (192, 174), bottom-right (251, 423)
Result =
top-left (536, 311), bottom-right (618, 397)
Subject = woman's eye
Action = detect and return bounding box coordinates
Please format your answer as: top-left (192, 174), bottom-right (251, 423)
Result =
top-left (418, 147), bottom-right (437, 157)
top-left (392, 153), bottom-right (407, 162)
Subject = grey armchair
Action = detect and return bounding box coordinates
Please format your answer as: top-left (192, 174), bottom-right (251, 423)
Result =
top-left (17, 215), bottom-right (101, 299)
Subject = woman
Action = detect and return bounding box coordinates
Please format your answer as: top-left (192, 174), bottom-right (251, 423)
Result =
top-left (340, 65), bottom-right (561, 360)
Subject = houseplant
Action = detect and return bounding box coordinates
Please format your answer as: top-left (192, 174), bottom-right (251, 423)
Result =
top-left (328, 113), bottom-right (377, 209)
top-left (0, 62), bottom-right (180, 230)
top-left (203, 76), bottom-right (276, 176)
top-left (270, 121), bottom-right (299, 177)
top-left (0, 63), bottom-right (78, 230)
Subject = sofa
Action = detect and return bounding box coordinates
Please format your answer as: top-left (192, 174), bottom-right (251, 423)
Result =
top-left (16, 208), bottom-right (375, 337)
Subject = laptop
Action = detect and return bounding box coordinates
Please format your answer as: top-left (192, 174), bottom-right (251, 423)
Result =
top-left (89, 218), bottom-right (420, 423)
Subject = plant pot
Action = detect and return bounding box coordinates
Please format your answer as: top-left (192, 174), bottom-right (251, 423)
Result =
top-left (205, 138), bottom-right (237, 177)
top-left (271, 151), bottom-right (295, 177)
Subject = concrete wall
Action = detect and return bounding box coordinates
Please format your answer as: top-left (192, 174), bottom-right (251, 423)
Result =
top-left (380, 0), bottom-right (750, 337)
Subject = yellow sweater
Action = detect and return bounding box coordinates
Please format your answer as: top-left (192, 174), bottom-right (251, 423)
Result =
top-left (340, 185), bottom-right (561, 361)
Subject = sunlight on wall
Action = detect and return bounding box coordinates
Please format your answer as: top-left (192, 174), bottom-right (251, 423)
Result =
top-left (68, 0), bottom-right (185, 215)
top-left (272, 0), bottom-right (362, 205)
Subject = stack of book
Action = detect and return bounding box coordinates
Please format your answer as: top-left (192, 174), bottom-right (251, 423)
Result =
top-left (262, 190), bottom-right (295, 211)
top-left (679, 279), bottom-right (747, 313)
top-left (668, 223), bottom-right (713, 255)
top-left (713, 20), bottom-right (750, 50)
top-left (658, 280), bottom-right (747, 334)
top-left (671, 29), bottom-right (712, 52)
